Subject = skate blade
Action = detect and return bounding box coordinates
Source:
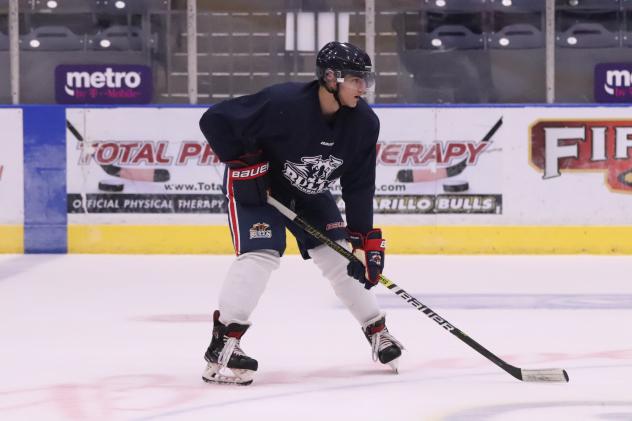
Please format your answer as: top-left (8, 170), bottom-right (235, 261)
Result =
top-left (202, 375), bottom-right (253, 386)
top-left (387, 358), bottom-right (400, 374)
top-left (202, 363), bottom-right (255, 386)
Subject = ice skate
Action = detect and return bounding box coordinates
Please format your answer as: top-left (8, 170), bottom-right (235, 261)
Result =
top-left (362, 313), bottom-right (404, 373)
top-left (202, 310), bottom-right (258, 386)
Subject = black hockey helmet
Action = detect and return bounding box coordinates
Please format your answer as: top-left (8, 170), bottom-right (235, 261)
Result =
top-left (316, 41), bottom-right (375, 89)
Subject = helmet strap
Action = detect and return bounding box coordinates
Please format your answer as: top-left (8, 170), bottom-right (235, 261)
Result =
top-left (332, 84), bottom-right (343, 107)
top-left (319, 69), bottom-right (344, 108)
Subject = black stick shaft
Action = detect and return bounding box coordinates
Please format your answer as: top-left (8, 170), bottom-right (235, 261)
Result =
top-left (266, 195), bottom-right (563, 382)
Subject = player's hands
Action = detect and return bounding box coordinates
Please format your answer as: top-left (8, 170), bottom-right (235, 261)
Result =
top-left (226, 151), bottom-right (269, 206)
top-left (347, 229), bottom-right (385, 289)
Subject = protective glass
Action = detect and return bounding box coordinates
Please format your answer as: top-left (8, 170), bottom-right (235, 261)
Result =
top-left (336, 70), bottom-right (376, 91)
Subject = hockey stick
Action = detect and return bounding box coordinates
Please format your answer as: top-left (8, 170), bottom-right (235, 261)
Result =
top-left (266, 194), bottom-right (569, 383)
top-left (66, 119), bottom-right (171, 182)
top-left (396, 116), bottom-right (503, 183)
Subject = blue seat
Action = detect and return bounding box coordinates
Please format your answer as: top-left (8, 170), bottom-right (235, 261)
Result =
top-left (489, 23), bottom-right (544, 49)
top-left (420, 24), bottom-right (484, 49)
top-left (488, 0), bottom-right (544, 12)
top-left (556, 23), bottom-right (619, 48)
top-left (556, 0), bottom-right (621, 48)
top-left (557, 0), bottom-right (620, 11)
top-left (421, 0), bottom-right (486, 12)
top-left (21, 26), bottom-right (84, 51)
top-left (89, 25), bottom-right (144, 51)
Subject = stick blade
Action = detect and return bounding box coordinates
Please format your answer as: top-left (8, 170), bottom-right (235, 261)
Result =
top-left (521, 368), bottom-right (569, 383)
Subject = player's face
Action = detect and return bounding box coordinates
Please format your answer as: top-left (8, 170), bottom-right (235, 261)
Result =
top-left (337, 75), bottom-right (368, 108)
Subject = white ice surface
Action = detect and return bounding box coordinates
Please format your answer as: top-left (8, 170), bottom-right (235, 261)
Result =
top-left (0, 254), bottom-right (631, 421)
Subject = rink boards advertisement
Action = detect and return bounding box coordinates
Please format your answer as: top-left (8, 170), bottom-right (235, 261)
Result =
top-left (0, 109), bottom-right (24, 252)
top-left (66, 107), bottom-right (505, 225)
top-left (61, 105), bottom-right (632, 254)
top-left (66, 108), bottom-right (221, 223)
top-left (65, 106), bottom-right (632, 226)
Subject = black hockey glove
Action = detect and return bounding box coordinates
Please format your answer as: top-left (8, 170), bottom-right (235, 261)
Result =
top-left (347, 229), bottom-right (385, 290)
top-left (226, 152), bottom-right (269, 207)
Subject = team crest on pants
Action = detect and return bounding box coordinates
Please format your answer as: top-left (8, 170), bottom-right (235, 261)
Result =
top-left (249, 222), bottom-right (272, 239)
top-left (283, 155), bottom-right (343, 194)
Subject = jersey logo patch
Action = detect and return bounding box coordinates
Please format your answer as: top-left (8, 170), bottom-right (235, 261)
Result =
top-left (249, 222), bottom-right (272, 239)
top-left (283, 155), bottom-right (343, 194)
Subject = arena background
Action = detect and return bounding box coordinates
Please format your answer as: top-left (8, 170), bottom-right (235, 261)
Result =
top-left (2, 0), bottom-right (632, 254)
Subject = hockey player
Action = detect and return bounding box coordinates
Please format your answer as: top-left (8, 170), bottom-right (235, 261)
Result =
top-left (199, 41), bottom-right (403, 385)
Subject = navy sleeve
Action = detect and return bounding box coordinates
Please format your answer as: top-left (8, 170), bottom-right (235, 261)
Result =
top-left (199, 89), bottom-right (278, 162)
top-left (340, 115), bottom-right (379, 234)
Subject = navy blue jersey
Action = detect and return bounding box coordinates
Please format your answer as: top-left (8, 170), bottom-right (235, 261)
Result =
top-left (199, 80), bottom-right (379, 233)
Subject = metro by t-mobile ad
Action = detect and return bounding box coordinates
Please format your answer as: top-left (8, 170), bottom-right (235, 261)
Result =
top-left (55, 64), bottom-right (152, 104)
top-left (594, 63), bottom-right (632, 103)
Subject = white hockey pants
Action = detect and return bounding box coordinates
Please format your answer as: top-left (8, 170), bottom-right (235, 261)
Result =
top-left (218, 242), bottom-right (380, 325)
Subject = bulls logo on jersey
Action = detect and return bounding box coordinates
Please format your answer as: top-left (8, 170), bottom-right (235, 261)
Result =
top-left (249, 222), bottom-right (272, 239)
top-left (282, 155), bottom-right (343, 194)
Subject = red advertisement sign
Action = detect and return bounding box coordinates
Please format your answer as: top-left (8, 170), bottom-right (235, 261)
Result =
top-left (530, 120), bottom-right (632, 193)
